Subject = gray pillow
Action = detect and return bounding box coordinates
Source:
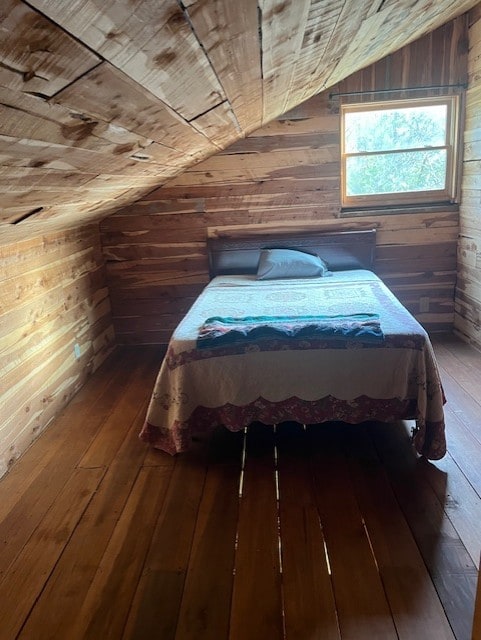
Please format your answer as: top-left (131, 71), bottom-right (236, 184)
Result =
top-left (256, 248), bottom-right (330, 280)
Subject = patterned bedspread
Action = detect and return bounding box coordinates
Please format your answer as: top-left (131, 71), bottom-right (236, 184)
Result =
top-left (140, 270), bottom-right (446, 460)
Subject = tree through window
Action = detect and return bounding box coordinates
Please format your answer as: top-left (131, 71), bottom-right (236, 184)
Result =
top-left (340, 95), bottom-right (461, 208)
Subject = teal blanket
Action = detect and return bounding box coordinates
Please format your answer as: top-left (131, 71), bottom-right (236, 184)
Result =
top-left (197, 313), bottom-right (384, 348)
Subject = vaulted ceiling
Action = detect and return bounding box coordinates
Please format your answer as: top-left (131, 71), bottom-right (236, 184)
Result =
top-left (0, 0), bottom-right (478, 231)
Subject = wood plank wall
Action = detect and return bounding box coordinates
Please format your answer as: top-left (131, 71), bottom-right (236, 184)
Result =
top-left (100, 16), bottom-right (468, 346)
top-left (456, 4), bottom-right (481, 351)
top-left (0, 223), bottom-right (115, 479)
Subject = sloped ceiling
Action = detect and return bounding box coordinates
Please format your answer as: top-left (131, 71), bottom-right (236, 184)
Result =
top-left (0, 0), bottom-right (478, 232)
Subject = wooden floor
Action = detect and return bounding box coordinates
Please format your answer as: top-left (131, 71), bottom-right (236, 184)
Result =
top-left (0, 333), bottom-right (480, 639)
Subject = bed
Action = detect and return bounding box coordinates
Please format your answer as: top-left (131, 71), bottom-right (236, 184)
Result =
top-left (140, 229), bottom-right (446, 460)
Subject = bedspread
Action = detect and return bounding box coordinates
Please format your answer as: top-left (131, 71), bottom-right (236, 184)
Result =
top-left (140, 270), bottom-right (446, 460)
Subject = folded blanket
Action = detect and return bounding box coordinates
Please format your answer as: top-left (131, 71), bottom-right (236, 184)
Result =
top-left (197, 313), bottom-right (384, 348)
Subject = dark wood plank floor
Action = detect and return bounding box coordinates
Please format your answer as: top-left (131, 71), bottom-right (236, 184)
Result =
top-left (0, 333), bottom-right (480, 639)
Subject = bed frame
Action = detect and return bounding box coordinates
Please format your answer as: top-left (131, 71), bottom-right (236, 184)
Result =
top-left (207, 229), bottom-right (376, 278)
top-left (143, 225), bottom-right (447, 461)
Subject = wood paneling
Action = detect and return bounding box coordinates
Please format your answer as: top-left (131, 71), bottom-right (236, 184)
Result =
top-left (101, 21), bottom-right (466, 345)
top-left (456, 4), bottom-right (481, 351)
top-left (0, 223), bottom-right (115, 479)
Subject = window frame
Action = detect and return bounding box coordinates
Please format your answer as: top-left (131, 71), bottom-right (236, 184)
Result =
top-left (340, 95), bottom-right (461, 210)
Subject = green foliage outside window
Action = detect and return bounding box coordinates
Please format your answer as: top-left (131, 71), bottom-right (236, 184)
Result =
top-left (346, 150), bottom-right (447, 195)
top-left (341, 97), bottom-right (459, 207)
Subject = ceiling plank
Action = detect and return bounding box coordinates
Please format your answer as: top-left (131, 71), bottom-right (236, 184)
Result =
top-left (0, 0), bottom-right (100, 97)
top-left (294, 0), bottom-right (377, 105)
top-left (0, 86), bottom-right (190, 177)
top-left (52, 63), bottom-right (219, 158)
top-left (0, 86), bottom-right (149, 152)
top-left (189, 101), bottom-right (242, 148)
top-left (260, 0), bottom-right (312, 124)
top-left (0, 166), bottom-right (97, 190)
top-left (0, 134), bottom-right (152, 175)
top-left (282, 0), bottom-right (345, 101)
top-left (27, 0), bottom-right (240, 139)
top-left (0, 135), bottom-right (202, 190)
top-left (187, 0), bottom-right (263, 134)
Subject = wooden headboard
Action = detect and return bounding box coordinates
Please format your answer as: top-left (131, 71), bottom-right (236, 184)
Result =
top-left (207, 229), bottom-right (376, 278)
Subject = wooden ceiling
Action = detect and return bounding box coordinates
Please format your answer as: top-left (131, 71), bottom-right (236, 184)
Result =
top-left (0, 0), bottom-right (478, 232)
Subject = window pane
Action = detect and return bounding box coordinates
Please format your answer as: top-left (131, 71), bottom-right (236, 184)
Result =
top-left (344, 105), bottom-right (447, 153)
top-left (345, 149), bottom-right (447, 196)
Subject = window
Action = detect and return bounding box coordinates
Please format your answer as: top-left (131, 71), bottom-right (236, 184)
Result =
top-left (340, 95), bottom-right (461, 209)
